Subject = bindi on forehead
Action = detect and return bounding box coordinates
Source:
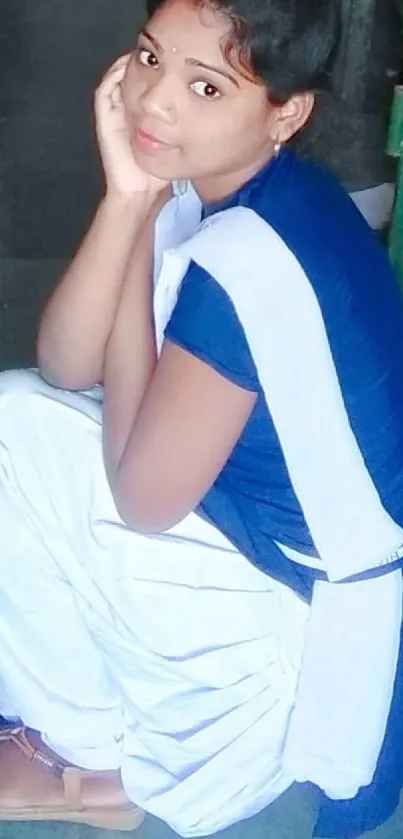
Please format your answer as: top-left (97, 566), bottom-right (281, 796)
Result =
top-left (148, 0), bottom-right (230, 51)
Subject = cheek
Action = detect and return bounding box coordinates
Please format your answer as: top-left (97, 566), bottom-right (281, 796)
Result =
top-left (189, 107), bottom-right (247, 152)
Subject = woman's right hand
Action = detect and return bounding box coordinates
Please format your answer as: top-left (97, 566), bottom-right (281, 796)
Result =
top-left (95, 55), bottom-right (170, 201)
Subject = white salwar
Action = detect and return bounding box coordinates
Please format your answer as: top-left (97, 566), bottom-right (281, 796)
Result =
top-left (0, 369), bottom-right (308, 836)
top-left (0, 185), bottom-right (309, 837)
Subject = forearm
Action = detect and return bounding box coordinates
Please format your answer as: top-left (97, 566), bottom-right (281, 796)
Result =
top-left (37, 192), bottom-right (155, 391)
top-left (102, 214), bottom-right (157, 476)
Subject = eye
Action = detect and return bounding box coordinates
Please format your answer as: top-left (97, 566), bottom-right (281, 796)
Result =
top-left (136, 48), bottom-right (159, 69)
top-left (190, 81), bottom-right (221, 100)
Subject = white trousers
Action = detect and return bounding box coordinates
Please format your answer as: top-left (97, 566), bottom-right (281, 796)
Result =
top-left (0, 369), bottom-right (309, 836)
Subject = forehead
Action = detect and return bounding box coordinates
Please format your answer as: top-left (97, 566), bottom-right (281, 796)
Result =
top-left (147, 0), bottom-right (232, 60)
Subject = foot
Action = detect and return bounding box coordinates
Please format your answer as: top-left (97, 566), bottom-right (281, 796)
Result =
top-left (0, 725), bottom-right (144, 831)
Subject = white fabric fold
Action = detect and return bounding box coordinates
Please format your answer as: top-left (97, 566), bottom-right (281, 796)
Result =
top-left (282, 572), bottom-right (402, 799)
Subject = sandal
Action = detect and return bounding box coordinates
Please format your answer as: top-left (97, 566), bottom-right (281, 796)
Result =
top-left (0, 725), bottom-right (145, 831)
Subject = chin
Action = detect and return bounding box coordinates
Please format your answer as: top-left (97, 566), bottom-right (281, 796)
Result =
top-left (131, 144), bottom-right (187, 183)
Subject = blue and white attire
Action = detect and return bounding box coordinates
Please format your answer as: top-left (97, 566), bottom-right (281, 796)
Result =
top-left (0, 149), bottom-right (402, 837)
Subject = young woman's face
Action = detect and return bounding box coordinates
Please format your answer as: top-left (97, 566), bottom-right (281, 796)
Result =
top-left (121, 0), bottom-right (285, 197)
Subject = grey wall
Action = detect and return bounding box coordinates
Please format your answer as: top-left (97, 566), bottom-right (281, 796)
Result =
top-left (0, 0), bottom-right (146, 367)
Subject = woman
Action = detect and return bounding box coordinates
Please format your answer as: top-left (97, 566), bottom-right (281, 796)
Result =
top-left (1, 0), bottom-right (403, 836)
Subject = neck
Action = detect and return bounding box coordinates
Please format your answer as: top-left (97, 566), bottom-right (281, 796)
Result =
top-left (191, 148), bottom-right (276, 206)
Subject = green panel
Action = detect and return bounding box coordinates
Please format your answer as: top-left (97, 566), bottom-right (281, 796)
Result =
top-left (387, 86), bottom-right (403, 157)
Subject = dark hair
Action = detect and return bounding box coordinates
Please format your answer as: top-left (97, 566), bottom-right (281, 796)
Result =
top-left (146, 0), bottom-right (340, 103)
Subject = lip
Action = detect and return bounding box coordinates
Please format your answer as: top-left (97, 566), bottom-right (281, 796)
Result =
top-left (133, 128), bottom-right (176, 152)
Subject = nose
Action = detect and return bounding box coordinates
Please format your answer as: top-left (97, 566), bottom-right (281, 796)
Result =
top-left (139, 74), bottom-right (177, 124)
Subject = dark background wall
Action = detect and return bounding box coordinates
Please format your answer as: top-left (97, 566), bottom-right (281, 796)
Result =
top-left (296, 0), bottom-right (402, 189)
top-left (0, 0), bottom-right (146, 368)
top-left (0, 0), bottom-right (401, 369)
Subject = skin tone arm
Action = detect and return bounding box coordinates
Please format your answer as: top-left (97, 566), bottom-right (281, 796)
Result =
top-left (37, 194), bottom-right (156, 390)
top-left (102, 161), bottom-right (258, 533)
top-left (106, 334), bottom-right (257, 533)
top-left (37, 56), bottom-right (168, 391)
top-left (102, 209), bottom-right (158, 472)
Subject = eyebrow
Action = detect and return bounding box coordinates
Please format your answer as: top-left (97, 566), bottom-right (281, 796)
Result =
top-left (139, 28), bottom-right (240, 87)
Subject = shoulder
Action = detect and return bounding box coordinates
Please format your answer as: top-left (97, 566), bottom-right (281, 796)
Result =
top-left (178, 206), bottom-right (295, 296)
top-left (165, 260), bottom-right (261, 393)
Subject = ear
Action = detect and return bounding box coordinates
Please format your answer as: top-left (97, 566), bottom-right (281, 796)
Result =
top-left (271, 92), bottom-right (315, 144)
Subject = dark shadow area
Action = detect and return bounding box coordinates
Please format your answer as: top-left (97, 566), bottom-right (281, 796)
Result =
top-left (0, 0), bottom-right (146, 367)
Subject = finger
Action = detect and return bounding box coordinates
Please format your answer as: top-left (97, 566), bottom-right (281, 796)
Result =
top-left (110, 83), bottom-right (123, 109)
top-left (101, 54), bottom-right (131, 83)
top-left (107, 53), bottom-right (132, 72)
top-left (96, 74), bottom-right (124, 107)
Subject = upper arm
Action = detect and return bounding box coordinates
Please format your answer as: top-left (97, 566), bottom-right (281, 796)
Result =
top-left (111, 264), bottom-right (259, 532)
top-left (114, 339), bottom-right (257, 532)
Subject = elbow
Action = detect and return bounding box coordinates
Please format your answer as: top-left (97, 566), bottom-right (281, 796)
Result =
top-left (37, 318), bottom-right (82, 390)
top-left (37, 359), bottom-right (86, 392)
top-left (115, 501), bottom-right (172, 535)
top-left (37, 336), bottom-right (72, 390)
top-left (111, 474), bottom-right (179, 535)
top-left (37, 342), bottom-right (99, 393)
top-left (37, 352), bottom-right (66, 390)
top-left (37, 359), bottom-right (71, 391)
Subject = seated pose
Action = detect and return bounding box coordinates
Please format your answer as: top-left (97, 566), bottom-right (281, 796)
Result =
top-left (1, 1), bottom-right (403, 837)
